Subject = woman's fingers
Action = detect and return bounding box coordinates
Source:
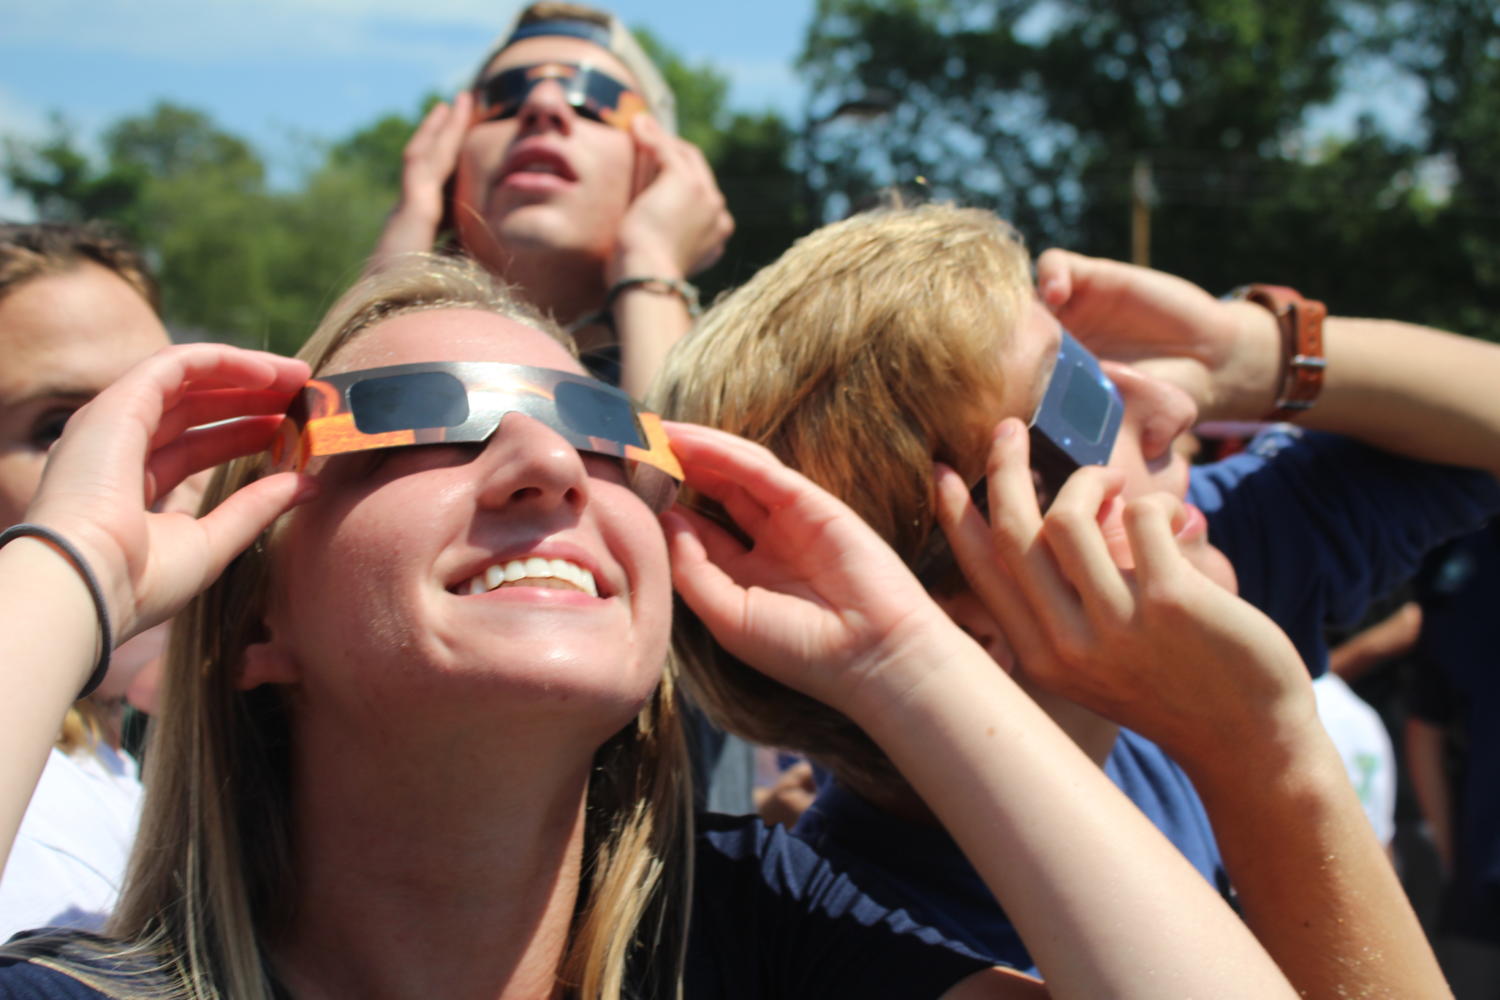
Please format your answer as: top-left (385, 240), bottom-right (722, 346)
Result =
top-left (149, 387), bottom-right (298, 449)
top-left (660, 508), bottom-right (747, 640)
top-left (668, 503), bottom-right (752, 577)
top-left (665, 422), bottom-right (810, 515)
top-left (192, 471), bottom-right (315, 588)
top-left (144, 415), bottom-right (285, 505)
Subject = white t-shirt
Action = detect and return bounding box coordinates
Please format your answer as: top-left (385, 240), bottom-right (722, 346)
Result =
top-left (0, 742), bottom-right (143, 937)
top-left (1313, 673), bottom-right (1396, 846)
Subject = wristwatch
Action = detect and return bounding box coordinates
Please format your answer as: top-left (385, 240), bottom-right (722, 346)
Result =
top-left (1232, 283), bottom-right (1327, 422)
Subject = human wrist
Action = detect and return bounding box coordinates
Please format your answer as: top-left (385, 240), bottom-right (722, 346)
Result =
top-left (1171, 698), bottom-right (1328, 795)
top-left (1208, 299), bottom-right (1286, 420)
top-left (604, 275), bottom-right (701, 319)
top-left (0, 526), bottom-right (113, 698)
top-left (837, 617), bottom-right (1001, 743)
top-left (1230, 284), bottom-right (1328, 422)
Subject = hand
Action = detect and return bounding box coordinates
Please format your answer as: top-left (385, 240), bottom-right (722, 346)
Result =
top-left (934, 417), bottom-right (1316, 764)
top-left (22, 344), bottom-right (315, 647)
top-left (1035, 248), bottom-right (1282, 422)
top-left (609, 117), bottom-right (733, 282)
top-left (371, 93), bottom-right (474, 266)
top-left (662, 422), bottom-right (963, 721)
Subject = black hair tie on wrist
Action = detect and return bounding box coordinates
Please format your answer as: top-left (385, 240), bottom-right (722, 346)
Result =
top-left (0, 523), bottom-right (113, 700)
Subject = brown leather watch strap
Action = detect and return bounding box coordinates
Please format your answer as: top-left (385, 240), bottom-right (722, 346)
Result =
top-left (1235, 283), bottom-right (1327, 421)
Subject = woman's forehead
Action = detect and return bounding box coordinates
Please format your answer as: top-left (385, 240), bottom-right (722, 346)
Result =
top-left (327, 309), bottom-right (581, 376)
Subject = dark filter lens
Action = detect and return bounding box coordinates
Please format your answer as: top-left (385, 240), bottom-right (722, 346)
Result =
top-left (349, 371), bottom-right (470, 434)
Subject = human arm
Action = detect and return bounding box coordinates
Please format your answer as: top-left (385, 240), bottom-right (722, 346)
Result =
top-left (607, 117), bottom-right (732, 399)
top-left (1405, 654), bottom-right (1459, 875)
top-left (1405, 715), bottom-right (1455, 874)
top-left (936, 417), bottom-right (1448, 999)
top-left (663, 421), bottom-right (1294, 1000)
top-left (0, 344), bottom-right (314, 869)
top-left (1327, 601), bottom-right (1422, 682)
top-left (1037, 248), bottom-right (1500, 479)
top-left (368, 94), bottom-right (474, 273)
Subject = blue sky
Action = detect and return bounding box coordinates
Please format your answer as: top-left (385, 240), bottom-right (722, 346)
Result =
top-left (0, 0), bottom-right (816, 216)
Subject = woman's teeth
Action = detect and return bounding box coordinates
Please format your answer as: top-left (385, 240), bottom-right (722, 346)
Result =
top-left (462, 557), bottom-right (598, 597)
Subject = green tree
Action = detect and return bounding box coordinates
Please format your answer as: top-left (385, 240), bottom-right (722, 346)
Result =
top-left (3, 118), bottom-right (146, 236)
top-left (1382, 0), bottom-right (1500, 337)
top-left (793, 0), bottom-right (1500, 334)
top-left (636, 28), bottom-right (805, 299)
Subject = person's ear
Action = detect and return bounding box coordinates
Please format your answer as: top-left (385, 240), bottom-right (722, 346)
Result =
top-left (933, 588), bottom-right (1017, 673)
top-left (237, 614), bottom-right (301, 690)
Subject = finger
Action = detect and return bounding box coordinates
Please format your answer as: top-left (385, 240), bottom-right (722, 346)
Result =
top-left (1121, 493), bottom-right (1197, 595)
top-left (192, 471), bottom-right (319, 586)
top-left (144, 415), bottom-right (284, 504)
top-left (665, 422), bottom-right (811, 514)
top-left (981, 419), bottom-right (1093, 648)
top-left (150, 388), bottom-right (298, 448)
top-left (1035, 248), bottom-right (1076, 310)
top-left (434, 91), bottom-right (474, 157)
top-left (661, 508), bottom-right (749, 639)
top-left (629, 116), bottom-right (667, 198)
top-left (1039, 465), bottom-right (1134, 623)
top-left (668, 503), bottom-right (751, 574)
top-left (406, 99), bottom-right (453, 154)
top-left (54, 347), bottom-right (306, 478)
top-left (933, 462), bottom-right (1054, 674)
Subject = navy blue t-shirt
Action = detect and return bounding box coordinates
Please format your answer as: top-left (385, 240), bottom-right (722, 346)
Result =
top-left (0, 814), bottom-right (995, 999)
top-left (794, 428), bottom-right (1500, 972)
top-left (1410, 524), bottom-right (1500, 940)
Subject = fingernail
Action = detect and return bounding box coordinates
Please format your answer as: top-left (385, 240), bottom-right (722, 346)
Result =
top-left (995, 419), bottom-right (1018, 440)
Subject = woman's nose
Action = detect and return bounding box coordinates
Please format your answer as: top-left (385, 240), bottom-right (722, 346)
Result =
top-left (1103, 361), bottom-right (1199, 463)
top-left (475, 412), bottom-right (589, 515)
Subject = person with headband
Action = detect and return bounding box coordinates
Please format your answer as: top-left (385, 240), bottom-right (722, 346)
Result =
top-left (0, 222), bottom-right (179, 937)
top-left (655, 202), bottom-right (1500, 997)
top-left (0, 252), bottom-right (1315, 998)
top-left (372, 1), bottom-right (733, 400)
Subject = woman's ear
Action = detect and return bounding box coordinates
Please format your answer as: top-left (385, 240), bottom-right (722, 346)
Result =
top-left (932, 588), bottom-right (1017, 673)
top-left (237, 615), bottom-right (301, 690)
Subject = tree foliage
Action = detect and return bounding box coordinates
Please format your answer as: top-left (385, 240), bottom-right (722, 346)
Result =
top-left (798, 0), bottom-right (1499, 338)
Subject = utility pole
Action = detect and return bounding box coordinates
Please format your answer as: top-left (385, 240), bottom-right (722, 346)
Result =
top-left (1131, 156), bottom-right (1154, 266)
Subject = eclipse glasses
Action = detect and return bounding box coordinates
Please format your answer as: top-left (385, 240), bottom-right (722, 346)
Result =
top-left (475, 61), bottom-right (646, 132)
top-left (271, 362), bottom-right (683, 513)
top-left (914, 330), bottom-right (1122, 584)
top-left (1026, 329), bottom-right (1124, 497)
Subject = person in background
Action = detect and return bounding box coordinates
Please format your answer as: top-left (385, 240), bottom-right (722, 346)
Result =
top-left (1408, 521), bottom-right (1500, 999)
top-left (372, 0), bottom-right (732, 400)
top-left (656, 202), bottom-right (1497, 997)
top-left (0, 222), bottom-right (174, 935)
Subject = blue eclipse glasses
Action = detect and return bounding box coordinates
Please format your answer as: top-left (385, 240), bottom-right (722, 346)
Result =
top-left (914, 329), bottom-right (1122, 585)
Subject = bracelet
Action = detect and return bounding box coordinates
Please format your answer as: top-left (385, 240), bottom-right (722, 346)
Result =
top-left (0, 524), bottom-right (113, 700)
top-left (605, 276), bottom-right (702, 317)
top-left (1232, 283), bottom-right (1327, 421)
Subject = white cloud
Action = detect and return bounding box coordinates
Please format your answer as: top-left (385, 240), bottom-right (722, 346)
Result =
top-left (0, 84), bottom-right (46, 140)
top-left (4, 0), bottom-right (520, 65)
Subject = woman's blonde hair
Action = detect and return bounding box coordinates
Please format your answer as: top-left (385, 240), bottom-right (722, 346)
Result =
top-left (13, 254), bottom-right (691, 999)
top-left (653, 204), bottom-right (1032, 796)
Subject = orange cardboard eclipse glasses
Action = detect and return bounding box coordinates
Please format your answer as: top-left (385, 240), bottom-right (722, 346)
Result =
top-left (271, 362), bottom-right (683, 513)
top-left (474, 61), bottom-right (648, 132)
